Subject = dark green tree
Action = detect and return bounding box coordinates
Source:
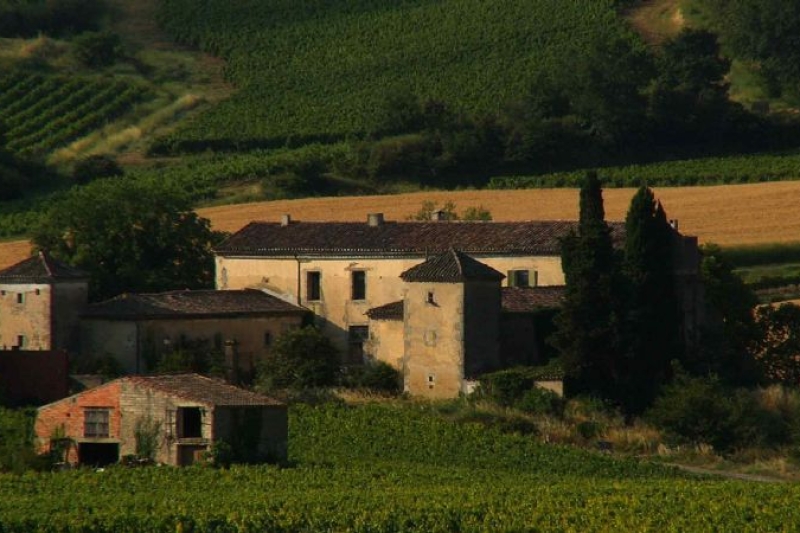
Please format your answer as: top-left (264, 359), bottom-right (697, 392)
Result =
top-left (256, 326), bottom-right (340, 391)
top-left (691, 244), bottom-right (761, 386)
top-left (700, 0), bottom-right (800, 98)
top-left (620, 186), bottom-right (681, 413)
top-left (552, 172), bottom-right (623, 401)
top-left (649, 29), bottom-right (733, 145)
top-left (32, 178), bottom-right (220, 300)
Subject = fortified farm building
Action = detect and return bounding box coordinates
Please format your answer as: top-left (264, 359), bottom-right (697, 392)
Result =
top-left (214, 213), bottom-right (704, 398)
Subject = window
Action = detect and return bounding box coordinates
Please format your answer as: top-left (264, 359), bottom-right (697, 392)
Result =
top-left (177, 407), bottom-right (203, 439)
top-left (508, 270), bottom-right (538, 288)
top-left (351, 271), bottom-right (366, 300)
top-left (16, 293), bottom-right (23, 304)
top-left (426, 291), bottom-right (436, 305)
top-left (306, 271), bottom-right (321, 301)
top-left (16, 335), bottom-right (25, 349)
top-left (84, 408), bottom-right (110, 438)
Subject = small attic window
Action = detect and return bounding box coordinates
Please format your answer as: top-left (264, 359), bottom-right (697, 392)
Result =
top-left (34, 288), bottom-right (40, 296)
top-left (426, 291), bottom-right (435, 305)
top-left (16, 293), bottom-right (23, 304)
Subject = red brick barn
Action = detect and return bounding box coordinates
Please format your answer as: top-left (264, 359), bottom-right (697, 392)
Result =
top-left (35, 374), bottom-right (287, 466)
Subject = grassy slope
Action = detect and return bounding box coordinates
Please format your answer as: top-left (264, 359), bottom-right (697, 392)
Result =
top-left (156, 0), bottom-right (630, 145)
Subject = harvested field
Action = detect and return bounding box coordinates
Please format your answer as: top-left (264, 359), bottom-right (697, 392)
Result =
top-left (2, 182), bottom-right (799, 269)
top-left (0, 240), bottom-right (31, 270)
top-left (199, 182), bottom-right (800, 247)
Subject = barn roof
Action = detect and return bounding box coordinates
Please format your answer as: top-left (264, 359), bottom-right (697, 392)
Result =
top-left (400, 249), bottom-right (505, 283)
top-left (0, 251), bottom-right (88, 283)
top-left (83, 289), bottom-right (306, 320)
top-left (126, 374), bottom-right (283, 406)
top-left (215, 219), bottom-right (626, 257)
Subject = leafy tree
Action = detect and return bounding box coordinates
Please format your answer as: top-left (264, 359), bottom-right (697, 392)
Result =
top-left (32, 178), bottom-right (220, 300)
top-left (256, 327), bottom-right (340, 391)
top-left (690, 244), bottom-right (761, 386)
top-left (620, 186), bottom-right (680, 412)
top-left (755, 303), bottom-right (800, 386)
top-left (552, 172), bottom-right (623, 401)
top-left (699, 0), bottom-right (800, 98)
top-left (73, 30), bottom-right (123, 67)
top-left (649, 29), bottom-right (733, 145)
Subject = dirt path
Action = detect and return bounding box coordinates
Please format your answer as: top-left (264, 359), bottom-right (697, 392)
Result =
top-left (667, 463), bottom-right (787, 483)
top-left (625, 0), bottom-right (684, 45)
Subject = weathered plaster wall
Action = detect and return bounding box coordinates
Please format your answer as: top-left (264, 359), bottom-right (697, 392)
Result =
top-left (364, 319), bottom-right (404, 370)
top-left (0, 283), bottom-right (51, 350)
top-left (217, 254), bottom-right (563, 355)
top-left (403, 283), bottom-right (464, 398)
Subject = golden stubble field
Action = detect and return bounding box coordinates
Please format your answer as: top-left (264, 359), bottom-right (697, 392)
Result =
top-left (2, 181), bottom-right (800, 269)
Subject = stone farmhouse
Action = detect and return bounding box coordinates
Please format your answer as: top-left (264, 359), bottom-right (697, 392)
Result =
top-left (81, 289), bottom-right (309, 378)
top-left (35, 373), bottom-right (287, 467)
top-left (0, 251), bottom-right (88, 352)
top-left (214, 213), bottom-right (704, 397)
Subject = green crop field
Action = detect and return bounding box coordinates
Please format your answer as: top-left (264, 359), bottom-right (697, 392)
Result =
top-left (0, 71), bottom-right (150, 159)
top-left (154, 0), bottom-right (636, 150)
top-left (1, 403), bottom-right (797, 532)
top-left (489, 150), bottom-right (800, 188)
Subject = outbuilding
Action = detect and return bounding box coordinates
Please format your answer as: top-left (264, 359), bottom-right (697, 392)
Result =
top-left (35, 373), bottom-right (287, 466)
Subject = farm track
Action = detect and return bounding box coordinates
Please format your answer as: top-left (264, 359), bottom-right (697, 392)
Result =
top-left (3, 181), bottom-right (800, 270)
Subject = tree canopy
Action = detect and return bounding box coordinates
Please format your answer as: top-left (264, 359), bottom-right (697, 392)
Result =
top-left (32, 178), bottom-right (220, 301)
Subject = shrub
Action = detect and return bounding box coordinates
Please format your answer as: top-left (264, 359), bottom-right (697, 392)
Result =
top-left (646, 375), bottom-right (793, 452)
top-left (72, 155), bottom-right (123, 184)
top-left (339, 361), bottom-right (402, 394)
top-left (0, 408), bottom-right (36, 473)
top-left (515, 388), bottom-right (564, 417)
top-left (256, 327), bottom-right (340, 392)
top-left (73, 30), bottom-right (123, 67)
top-left (478, 362), bottom-right (564, 407)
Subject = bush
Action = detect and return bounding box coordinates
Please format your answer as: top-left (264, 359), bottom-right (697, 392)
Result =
top-left (73, 30), bottom-right (123, 67)
top-left (339, 361), bottom-right (401, 394)
top-left (256, 327), bottom-right (340, 392)
top-left (72, 155), bottom-right (123, 185)
top-left (646, 375), bottom-right (793, 452)
top-left (515, 388), bottom-right (564, 417)
top-left (0, 408), bottom-right (36, 473)
top-left (478, 362), bottom-right (564, 407)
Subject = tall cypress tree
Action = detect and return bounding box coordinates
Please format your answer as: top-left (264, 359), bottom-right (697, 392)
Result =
top-left (553, 172), bottom-right (623, 401)
top-left (621, 186), bottom-right (681, 413)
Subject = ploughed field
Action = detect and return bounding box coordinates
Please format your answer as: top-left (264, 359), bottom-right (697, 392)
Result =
top-left (2, 181), bottom-right (799, 270)
top-left (0, 403), bottom-right (795, 532)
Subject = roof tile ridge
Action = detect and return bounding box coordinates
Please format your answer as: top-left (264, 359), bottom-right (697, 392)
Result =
top-left (449, 247), bottom-right (463, 277)
top-left (39, 250), bottom-right (54, 278)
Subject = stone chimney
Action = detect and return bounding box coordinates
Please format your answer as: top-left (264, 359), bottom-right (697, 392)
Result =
top-left (280, 214), bottom-right (291, 227)
top-left (430, 210), bottom-right (446, 222)
top-left (367, 213), bottom-right (384, 227)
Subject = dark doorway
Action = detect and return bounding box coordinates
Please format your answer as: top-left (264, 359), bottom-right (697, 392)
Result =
top-left (79, 442), bottom-right (119, 467)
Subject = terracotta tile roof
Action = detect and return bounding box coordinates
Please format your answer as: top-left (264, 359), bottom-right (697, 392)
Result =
top-left (502, 286), bottom-right (566, 313)
top-left (401, 249), bottom-right (505, 283)
top-left (83, 289), bottom-right (306, 320)
top-left (366, 300), bottom-right (404, 321)
top-left (215, 220), bottom-right (626, 257)
top-left (0, 251), bottom-right (88, 283)
top-left (126, 374), bottom-right (283, 406)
